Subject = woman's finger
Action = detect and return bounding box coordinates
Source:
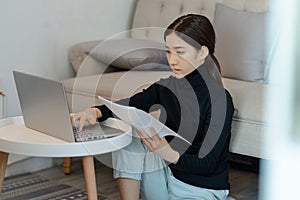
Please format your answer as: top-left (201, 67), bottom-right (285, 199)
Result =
top-left (70, 113), bottom-right (76, 126)
top-left (137, 129), bottom-right (153, 146)
top-left (136, 129), bottom-right (148, 138)
top-left (149, 127), bottom-right (160, 140)
top-left (86, 117), bottom-right (96, 125)
top-left (78, 113), bottom-right (86, 131)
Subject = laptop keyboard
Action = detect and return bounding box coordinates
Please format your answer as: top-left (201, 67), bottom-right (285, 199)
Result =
top-left (72, 123), bottom-right (123, 142)
top-left (73, 125), bottom-right (105, 142)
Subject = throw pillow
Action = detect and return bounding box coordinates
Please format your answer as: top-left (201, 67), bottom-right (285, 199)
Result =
top-left (86, 38), bottom-right (170, 71)
top-left (214, 3), bottom-right (267, 82)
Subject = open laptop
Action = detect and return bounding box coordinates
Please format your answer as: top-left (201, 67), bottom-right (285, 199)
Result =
top-left (13, 70), bottom-right (123, 142)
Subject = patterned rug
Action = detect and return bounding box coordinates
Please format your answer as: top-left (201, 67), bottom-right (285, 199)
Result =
top-left (0, 173), bottom-right (108, 200)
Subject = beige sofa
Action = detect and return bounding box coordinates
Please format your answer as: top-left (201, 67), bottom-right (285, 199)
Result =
top-left (64, 0), bottom-right (271, 159)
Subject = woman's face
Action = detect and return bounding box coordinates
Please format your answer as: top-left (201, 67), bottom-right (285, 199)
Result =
top-left (165, 32), bottom-right (207, 79)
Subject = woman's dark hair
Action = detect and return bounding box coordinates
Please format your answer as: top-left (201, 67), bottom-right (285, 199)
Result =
top-left (164, 14), bottom-right (221, 73)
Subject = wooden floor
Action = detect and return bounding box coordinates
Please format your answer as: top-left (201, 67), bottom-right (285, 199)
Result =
top-left (33, 157), bottom-right (259, 200)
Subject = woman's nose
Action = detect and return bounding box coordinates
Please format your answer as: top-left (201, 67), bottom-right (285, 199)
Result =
top-left (168, 53), bottom-right (178, 65)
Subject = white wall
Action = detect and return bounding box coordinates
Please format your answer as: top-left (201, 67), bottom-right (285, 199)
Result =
top-left (0, 0), bottom-right (136, 117)
top-left (0, 0), bottom-right (136, 174)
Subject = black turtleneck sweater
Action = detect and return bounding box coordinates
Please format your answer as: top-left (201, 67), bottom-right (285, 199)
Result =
top-left (96, 61), bottom-right (234, 190)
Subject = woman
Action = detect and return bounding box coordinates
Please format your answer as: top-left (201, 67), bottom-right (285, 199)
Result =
top-left (72, 14), bottom-right (234, 200)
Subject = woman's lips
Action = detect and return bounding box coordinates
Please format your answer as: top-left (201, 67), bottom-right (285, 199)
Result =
top-left (172, 68), bottom-right (181, 73)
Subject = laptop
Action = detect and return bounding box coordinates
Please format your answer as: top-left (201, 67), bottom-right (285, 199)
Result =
top-left (13, 70), bottom-right (123, 142)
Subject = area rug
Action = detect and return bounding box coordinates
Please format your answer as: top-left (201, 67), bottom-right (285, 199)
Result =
top-left (0, 173), bottom-right (108, 200)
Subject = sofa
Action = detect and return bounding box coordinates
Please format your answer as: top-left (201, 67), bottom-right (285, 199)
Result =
top-left (63, 0), bottom-right (271, 160)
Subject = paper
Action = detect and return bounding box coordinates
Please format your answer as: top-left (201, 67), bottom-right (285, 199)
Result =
top-left (98, 96), bottom-right (190, 144)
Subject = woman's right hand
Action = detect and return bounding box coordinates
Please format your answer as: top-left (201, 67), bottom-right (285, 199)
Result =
top-left (70, 108), bottom-right (102, 131)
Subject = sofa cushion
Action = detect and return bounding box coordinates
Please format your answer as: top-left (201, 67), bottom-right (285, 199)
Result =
top-left (64, 71), bottom-right (173, 101)
top-left (68, 40), bottom-right (101, 73)
top-left (86, 38), bottom-right (170, 71)
top-left (214, 3), bottom-right (267, 82)
top-left (64, 71), bottom-right (267, 124)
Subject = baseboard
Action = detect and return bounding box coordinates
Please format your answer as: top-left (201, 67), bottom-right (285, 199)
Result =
top-left (7, 154), bottom-right (29, 165)
top-left (5, 157), bottom-right (63, 178)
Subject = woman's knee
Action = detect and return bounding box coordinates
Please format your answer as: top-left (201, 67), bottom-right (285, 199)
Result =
top-left (112, 136), bottom-right (147, 178)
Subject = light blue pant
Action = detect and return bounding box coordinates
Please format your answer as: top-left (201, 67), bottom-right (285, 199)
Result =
top-left (112, 132), bottom-right (229, 200)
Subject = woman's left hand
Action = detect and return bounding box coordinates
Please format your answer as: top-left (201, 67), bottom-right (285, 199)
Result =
top-left (137, 127), bottom-right (180, 164)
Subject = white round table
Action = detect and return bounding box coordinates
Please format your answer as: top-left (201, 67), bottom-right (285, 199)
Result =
top-left (0, 116), bottom-right (132, 200)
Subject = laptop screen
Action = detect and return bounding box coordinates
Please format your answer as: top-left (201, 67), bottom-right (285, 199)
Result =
top-left (13, 71), bottom-right (76, 142)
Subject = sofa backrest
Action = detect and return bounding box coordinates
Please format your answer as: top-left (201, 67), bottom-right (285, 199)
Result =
top-left (131, 0), bottom-right (269, 40)
top-left (130, 0), bottom-right (272, 83)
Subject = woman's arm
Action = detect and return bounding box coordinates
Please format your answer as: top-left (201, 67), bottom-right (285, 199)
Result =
top-left (95, 83), bottom-right (161, 122)
top-left (71, 82), bottom-right (163, 131)
top-left (138, 91), bottom-right (234, 175)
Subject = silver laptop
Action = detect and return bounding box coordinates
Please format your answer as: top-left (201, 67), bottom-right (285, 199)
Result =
top-left (13, 70), bottom-right (123, 142)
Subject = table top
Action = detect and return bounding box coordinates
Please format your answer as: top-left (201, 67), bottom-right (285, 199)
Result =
top-left (0, 116), bottom-right (132, 157)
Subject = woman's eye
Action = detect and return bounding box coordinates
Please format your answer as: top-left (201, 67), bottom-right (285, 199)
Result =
top-left (176, 51), bottom-right (185, 55)
top-left (165, 50), bottom-right (170, 54)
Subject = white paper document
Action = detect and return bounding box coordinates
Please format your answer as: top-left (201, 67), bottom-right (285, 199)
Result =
top-left (98, 96), bottom-right (191, 144)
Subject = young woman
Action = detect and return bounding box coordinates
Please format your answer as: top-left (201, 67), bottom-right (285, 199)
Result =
top-left (72, 14), bottom-right (234, 200)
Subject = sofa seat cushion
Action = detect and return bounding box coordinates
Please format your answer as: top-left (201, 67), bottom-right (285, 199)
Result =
top-left (222, 78), bottom-right (268, 124)
top-left (64, 71), bottom-right (269, 158)
top-left (64, 71), bottom-right (173, 101)
top-left (64, 71), bottom-right (267, 125)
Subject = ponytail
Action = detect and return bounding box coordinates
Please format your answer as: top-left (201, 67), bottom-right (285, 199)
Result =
top-left (206, 55), bottom-right (223, 86)
top-left (210, 53), bottom-right (221, 75)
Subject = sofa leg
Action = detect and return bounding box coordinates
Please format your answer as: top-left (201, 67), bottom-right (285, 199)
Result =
top-left (63, 157), bottom-right (72, 175)
top-left (229, 153), bottom-right (260, 173)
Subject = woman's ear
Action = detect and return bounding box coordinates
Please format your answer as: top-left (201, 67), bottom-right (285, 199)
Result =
top-left (197, 45), bottom-right (209, 60)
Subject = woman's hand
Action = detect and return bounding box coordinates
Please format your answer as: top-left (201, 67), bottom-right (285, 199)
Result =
top-left (137, 127), bottom-right (180, 164)
top-left (70, 108), bottom-right (102, 131)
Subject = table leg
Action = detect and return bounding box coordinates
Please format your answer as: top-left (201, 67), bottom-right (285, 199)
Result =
top-left (0, 151), bottom-right (9, 193)
top-left (82, 156), bottom-right (98, 200)
top-left (63, 157), bottom-right (72, 175)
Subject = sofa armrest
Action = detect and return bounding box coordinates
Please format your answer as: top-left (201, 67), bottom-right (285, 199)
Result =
top-left (68, 40), bottom-right (117, 77)
top-left (68, 40), bottom-right (99, 72)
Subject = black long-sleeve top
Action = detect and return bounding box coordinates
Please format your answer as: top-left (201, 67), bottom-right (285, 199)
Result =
top-left (96, 58), bottom-right (234, 190)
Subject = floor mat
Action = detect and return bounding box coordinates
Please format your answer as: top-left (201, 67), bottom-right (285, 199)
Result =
top-left (1, 173), bottom-right (108, 200)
